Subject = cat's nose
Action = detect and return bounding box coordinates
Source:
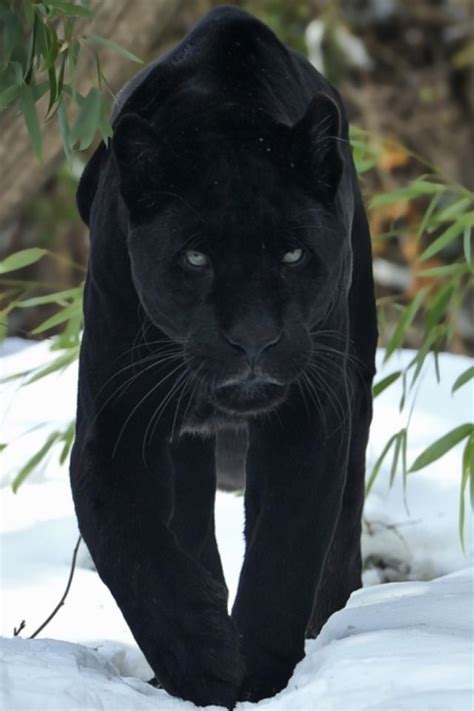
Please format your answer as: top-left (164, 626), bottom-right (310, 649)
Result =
top-left (223, 329), bottom-right (282, 367)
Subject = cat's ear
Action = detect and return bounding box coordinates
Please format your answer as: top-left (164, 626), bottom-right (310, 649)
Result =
top-left (112, 113), bottom-right (161, 214)
top-left (290, 93), bottom-right (343, 199)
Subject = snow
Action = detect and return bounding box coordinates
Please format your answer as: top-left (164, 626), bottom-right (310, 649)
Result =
top-left (1, 338), bottom-right (473, 710)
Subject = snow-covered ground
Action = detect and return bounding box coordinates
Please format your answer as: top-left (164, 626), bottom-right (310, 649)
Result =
top-left (0, 338), bottom-right (473, 710)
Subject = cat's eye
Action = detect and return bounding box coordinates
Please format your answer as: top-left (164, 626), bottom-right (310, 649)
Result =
top-left (281, 247), bottom-right (304, 266)
top-left (185, 250), bottom-right (209, 268)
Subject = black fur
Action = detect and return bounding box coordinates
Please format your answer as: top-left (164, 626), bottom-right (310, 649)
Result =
top-left (70, 6), bottom-right (377, 708)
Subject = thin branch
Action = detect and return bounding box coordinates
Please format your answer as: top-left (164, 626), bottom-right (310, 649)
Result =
top-left (13, 620), bottom-right (26, 637)
top-left (28, 535), bottom-right (82, 639)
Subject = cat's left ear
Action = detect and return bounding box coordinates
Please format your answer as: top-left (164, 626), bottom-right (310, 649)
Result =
top-left (112, 113), bottom-right (161, 216)
top-left (290, 92), bottom-right (343, 199)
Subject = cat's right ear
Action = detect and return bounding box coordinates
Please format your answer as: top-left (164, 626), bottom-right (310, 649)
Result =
top-left (112, 113), bottom-right (161, 214)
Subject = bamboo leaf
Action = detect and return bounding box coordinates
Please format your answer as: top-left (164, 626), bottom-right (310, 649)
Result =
top-left (31, 302), bottom-right (81, 335)
top-left (0, 84), bottom-right (19, 109)
top-left (384, 288), bottom-right (428, 362)
top-left (432, 196), bottom-right (471, 225)
top-left (69, 87), bottom-right (102, 150)
top-left (86, 34), bottom-right (143, 64)
top-left (19, 83), bottom-right (43, 159)
top-left (389, 430), bottom-right (403, 487)
top-left (452, 367), bottom-right (474, 394)
top-left (415, 263), bottom-right (469, 278)
top-left (419, 215), bottom-right (474, 262)
top-left (410, 424), bottom-right (473, 472)
top-left (373, 370), bottom-right (402, 398)
top-left (365, 433), bottom-right (398, 496)
top-left (409, 325), bottom-right (445, 390)
top-left (463, 226), bottom-right (472, 263)
top-left (425, 282), bottom-right (454, 332)
top-left (459, 435), bottom-right (473, 549)
top-left (15, 287), bottom-right (80, 307)
top-left (59, 421), bottom-right (75, 465)
top-left (0, 248), bottom-right (47, 273)
top-left (371, 181), bottom-right (444, 208)
top-left (12, 432), bottom-right (60, 493)
top-left (25, 348), bottom-right (79, 384)
top-left (416, 191), bottom-right (443, 243)
top-left (46, 0), bottom-right (92, 18)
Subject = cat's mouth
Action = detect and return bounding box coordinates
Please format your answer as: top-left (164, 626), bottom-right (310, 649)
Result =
top-left (212, 376), bottom-right (288, 416)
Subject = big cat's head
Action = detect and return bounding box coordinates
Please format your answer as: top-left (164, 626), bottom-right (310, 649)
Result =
top-left (109, 94), bottom-right (351, 420)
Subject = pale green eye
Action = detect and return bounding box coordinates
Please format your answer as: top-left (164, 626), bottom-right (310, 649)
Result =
top-left (185, 250), bottom-right (209, 268)
top-left (281, 248), bottom-right (303, 265)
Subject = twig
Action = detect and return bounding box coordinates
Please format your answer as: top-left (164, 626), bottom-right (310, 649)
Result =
top-left (28, 535), bottom-right (82, 639)
top-left (13, 620), bottom-right (26, 636)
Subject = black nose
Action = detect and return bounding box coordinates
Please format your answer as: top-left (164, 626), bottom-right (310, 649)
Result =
top-left (224, 328), bottom-right (282, 367)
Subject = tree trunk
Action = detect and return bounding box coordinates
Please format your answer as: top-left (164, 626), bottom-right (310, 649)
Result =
top-left (0, 0), bottom-right (204, 228)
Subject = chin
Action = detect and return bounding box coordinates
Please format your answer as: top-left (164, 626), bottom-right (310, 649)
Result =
top-left (212, 382), bottom-right (289, 417)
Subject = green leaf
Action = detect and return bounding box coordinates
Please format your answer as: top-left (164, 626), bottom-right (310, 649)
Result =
top-left (463, 226), bottom-right (472, 263)
top-left (86, 34), bottom-right (143, 64)
top-left (389, 430), bottom-right (404, 487)
top-left (384, 288), bottom-right (428, 362)
top-left (46, 0), bottom-right (92, 18)
top-left (1, 9), bottom-right (20, 66)
top-left (57, 97), bottom-right (71, 158)
top-left (419, 214), bottom-right (474, 262)
top-left (415, 263), bottom-right (469, 278)
top-left (452, 367), bottom-right (474, 395)
top-left (410, 424), bottom-right (473, 472)
top-left (19, 83), bottom-right (43, 159)
top-left (0, 84), bottom-right (19, 109)
top-left (0, 248), bottom-right (47, 273)
top-left (15, 287), bottom-right (80, 308)
top-left (459, 434), bottom-right (473, 549)
top-left (69, 87), bottom-right (102, 150)
top-left (416, 191), bottom-right (443, 243)
top-left (373, 370), bottom-right (402, 398)
top-left (25, 347), bottom-right (79, 384)
top-left (59, 421), bottom-right (75, 465)
top-left (432, 196), bottom-right (471, 225)
top-left (31, 301), bottom-right (81, 334)
top-left (370, 181), bottom-right (444, 208)
top-left (12, 432), bottom-right (60, 493)
top-left (365, 433), bottom-right (398, 496)
top-left (409, 325), bottom-right (445, 390)
top-left (425, 282), bottom-right (455, 333)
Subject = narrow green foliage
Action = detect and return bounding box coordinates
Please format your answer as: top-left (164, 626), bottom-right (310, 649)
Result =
top-left (384, 288), bottom-right (428, 362)
top-left (12, 431), bottom-right (60, 493)
top-left (0, 1), bottom-right (143, 158)
top-left (69, 88), bottom-right (102, 150)
top-left (11, 420), bottom-right (76, 494)
top-left (86, 34), bottom-right (143, 64)
top-left (452, 367), bottom-right (474, 394)
top-left (373, 370), bottom-right (402, 398)
top-left (389, 429), bottom-right (405, 487)
top-left (418, 216), bottom-right (474, 262)
top-left (459, 434), bottom-right (474, 549)
top-left (0, 248), bottom-right (47, 273)
top-left (19, 83), bottom-right (43, 159)
top-left (31, 301), bottom-right (82, 335)
top-left (409, 424), bottom-right (473, 472)
top-left (365, 433), bottom-right (398, 496)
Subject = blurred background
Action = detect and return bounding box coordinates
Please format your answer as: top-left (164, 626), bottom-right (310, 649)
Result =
top-left (0, 0), bottom-right (473, 349)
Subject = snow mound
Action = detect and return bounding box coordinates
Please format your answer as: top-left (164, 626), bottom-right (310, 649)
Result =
top-left (1, 569), bottom-right (472, 711)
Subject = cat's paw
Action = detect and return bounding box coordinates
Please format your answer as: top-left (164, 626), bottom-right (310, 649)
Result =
top-left (157, 594), bottom-right (244, 708)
